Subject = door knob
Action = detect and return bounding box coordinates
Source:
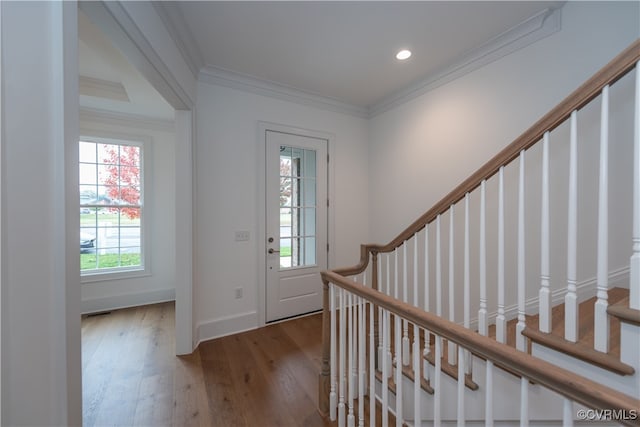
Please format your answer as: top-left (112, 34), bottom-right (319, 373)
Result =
top-left (268, 248), bottom-right (280, 254)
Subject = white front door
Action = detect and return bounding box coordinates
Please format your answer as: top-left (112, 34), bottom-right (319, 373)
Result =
top-left (265, 130), bottom-right (328, 322)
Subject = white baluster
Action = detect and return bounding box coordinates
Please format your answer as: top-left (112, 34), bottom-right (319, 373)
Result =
top-left (395, 314), bottom-right (403, 427)
top-left (402, 243), bottom-right (410, 366)
top-left (369, 301), bottom-right (376, 427)
top-left (413, 324), bottom-right (421, 425)
top-left (394, 248), bottom-right (399, 300)
top-left (358, 297), bottom-right (365, 427)
top-left (330, 283), bottom-right (337, 420)
top-left (485, 360), bottom-right (494, 427)
top-left (361, 275), bottom-right (367, 396)
top-left (414, 235), bottom-right (419, 308)
top-left (393, 250), bottom-right (399, 380)
top-left (520, 377), bottom-right (528, 427)
top-left (386, 254), bottom-right (392, 377)
top-left (434, 336), bottom-right (442, 427)
top-left (497, 167), bottom-right (506, 344)
top-left (339, 288), bottom-right (346, 427)
top-left (423, 225), bottom-right (431, 382)
top-left (348, 292), bottom-right (355, 427)
top-left (595, 85), bottom-right (610, 353)
top-left (464, 193), bottom-right (472, 375)
top-left (382, 310), bottom-right (389, 427)
top-left (517, 150), bottom-right (527, 352)
top-left (540, 132), bottom-right (551, 333)
top-left (563, 399), bottom-right (574, 427)
top-left (632, 60), bottom-right (640, 311)
top-left (351, 278), bottom-right (358, 399)
top-left (448, 205), bottom-right (457, 365)
top-left (479, 181), bottom-right (488, 337)
top-left (565, 110), bottom-right (579, 343)
top-left (436, 215), bottom-right (443, 318)
top-left (456, 345), bottom-right (465, 427)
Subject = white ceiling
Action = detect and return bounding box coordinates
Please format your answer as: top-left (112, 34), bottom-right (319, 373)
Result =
top-left (173, 1), bottom-right (564, 109)
top-left (78, 1), bottom-right (564, 120)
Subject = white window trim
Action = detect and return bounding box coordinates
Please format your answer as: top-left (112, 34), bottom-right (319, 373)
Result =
top-left (79, 133), bottom-right (152, 283)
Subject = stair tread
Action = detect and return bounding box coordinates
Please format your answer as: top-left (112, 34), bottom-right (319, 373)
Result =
top-left (423, 345), bottom-right (479, 390)
top-left (375, 363), bottom-right (435, 396)
top-left (522, 288), bottom-right (634, 375)
top-left (607, 296), bottom-right (640, 326)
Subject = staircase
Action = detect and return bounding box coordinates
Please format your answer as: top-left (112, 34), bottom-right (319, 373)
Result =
top-left (318, 39), bottom-right (640, 426)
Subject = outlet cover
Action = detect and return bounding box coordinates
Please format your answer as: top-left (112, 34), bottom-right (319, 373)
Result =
top-left (235, 230), bottom-right (250, 242)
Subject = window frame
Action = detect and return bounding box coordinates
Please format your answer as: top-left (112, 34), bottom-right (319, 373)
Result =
top-left (79, 134), bottom-right (151, 283)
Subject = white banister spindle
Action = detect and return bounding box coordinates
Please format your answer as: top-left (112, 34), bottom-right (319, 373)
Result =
top-left (413, 324), bottom-right (421, 425)
top-left (402, 244), bottom-right (410, 366)
top-left (436, 215), bottom-right (443, 318)
top-left (595, 85), bottom-right (610, 352)
top-left (414, 235), bottom-right (419, 307)
top-left (361, 275), bottom-right (367, 395)
top-left (351, 279), bottom-right (358, 399)
top-left (540, 132), bottom-right (552, 333)
top-left (563, 399), bottom-right (574, 427)
top-left (423, 226), bottom-right (431, 382)
top-left (369, 301), bottom-right (376, 427)
top-left (330, 284), bottom-right (337, 420)
top-left (348, 293), bottom-right (355, 427)
top-left (565, 110), bottom-right (579, 343)
top-left (358, 297), bottom-right (365, 427)
top-left (395, 314), bottom-right (403, 427)
top-left (377, 256), bottom-right (383, 369)
top-left (456, 345), bottom-right (465, 427)
top-left (464, 193), bottom-right (472, 375)
top-left (497, 167), bottom-right (506, 344)
top-left (339, 288), bottom-right (346, 427)
top-left (520, 377), bottom-right (529, 427)
top-left (394, 248), bottom-right (399, 300)
top-left (434, 336), bottom-right (442, 427)
top-left (386, 255), bottom-right (392, 377)
top-left (479, 180), bottom-right (488, 337)
top-left (517, 150), bottom-right (527, 352)
top-left (448, 205), bottom-right (457, 366)
top-left (382, 310), bottom-right (389, 427)
top-left (485, 360), bottom-right (494, 427)
top-left (632, 59), bottom-right (640, 311)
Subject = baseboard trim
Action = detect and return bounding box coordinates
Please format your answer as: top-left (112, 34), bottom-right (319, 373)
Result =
top-left (195, 311), bottom-right (258, 347)
top-left (81, 288), bottom-right (175, 314)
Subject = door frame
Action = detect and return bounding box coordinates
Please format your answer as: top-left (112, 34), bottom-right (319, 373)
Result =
top-left (257, 121), bottom-right (335, 326)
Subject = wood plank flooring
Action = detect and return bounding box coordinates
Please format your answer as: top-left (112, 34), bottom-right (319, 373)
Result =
top-left (82, 302), bottom-right (333, 427)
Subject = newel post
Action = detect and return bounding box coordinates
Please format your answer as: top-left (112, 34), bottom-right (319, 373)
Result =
top-left (318, 275), bottom-right (331, 417)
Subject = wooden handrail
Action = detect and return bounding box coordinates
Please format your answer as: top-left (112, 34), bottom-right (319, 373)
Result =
top-left (321, 271), bottom-right (640, 425)
top-left (330, 39), bottom-right (640, 278)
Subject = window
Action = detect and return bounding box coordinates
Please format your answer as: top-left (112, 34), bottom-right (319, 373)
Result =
top-left (79, 138), bottom-right (145, 278)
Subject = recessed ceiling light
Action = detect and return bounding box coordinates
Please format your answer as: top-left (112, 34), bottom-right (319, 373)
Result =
top-left (396, 49), bottom-right (412, 61)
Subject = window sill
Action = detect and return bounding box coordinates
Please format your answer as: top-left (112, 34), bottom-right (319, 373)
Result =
top-left (81, 267), bottom-right (151, 284)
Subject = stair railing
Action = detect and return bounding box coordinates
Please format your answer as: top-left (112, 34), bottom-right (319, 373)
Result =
top-left (319, 39), bottom-right (640, 425)
top-left (321, 271), bottom-right (640, 426)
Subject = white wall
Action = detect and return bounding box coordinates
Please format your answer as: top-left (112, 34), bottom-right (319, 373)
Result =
top-left (1, 2), bottom-right (81, 425)
top-left (368, 2), bottom-right (639, 321)
top-left (79, 112), bottom-right (176, 313)
top-left (194, 83), bottom-right (369, 342)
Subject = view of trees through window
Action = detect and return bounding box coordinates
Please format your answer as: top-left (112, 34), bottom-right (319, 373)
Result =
top-left (79, 140), bottom-right (143, 273)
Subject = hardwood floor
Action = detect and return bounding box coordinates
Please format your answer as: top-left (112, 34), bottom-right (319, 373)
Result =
top-left (81, 302), bottom-right (333, 427)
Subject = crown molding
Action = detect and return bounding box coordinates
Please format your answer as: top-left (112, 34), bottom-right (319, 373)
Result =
top-left (369, 6), bottom-right (563, 117)
top-left (199, 66), bottom-right (370, 119)
top-left (152, 2), bottom-right (204, 80)
top-left (80, 107), bottom-right (175, 133)
top-left (79, 75), bottom-right (130, 102)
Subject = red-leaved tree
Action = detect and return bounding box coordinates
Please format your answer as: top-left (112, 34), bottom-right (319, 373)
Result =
top-left (101, 145), bottom-right (141, 219)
